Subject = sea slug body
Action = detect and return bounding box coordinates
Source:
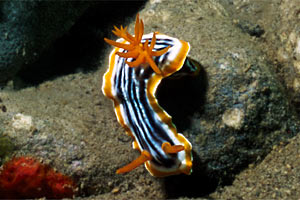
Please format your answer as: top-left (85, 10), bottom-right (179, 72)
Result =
top-left (102, 14), bottom-right (199, 177)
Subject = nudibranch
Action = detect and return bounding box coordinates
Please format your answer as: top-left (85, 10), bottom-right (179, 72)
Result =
top-left (102, 14), bottom-right (200, 177)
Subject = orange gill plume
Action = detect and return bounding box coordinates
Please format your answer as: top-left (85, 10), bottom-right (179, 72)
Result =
top-left (104, 14), bottom-right (170, 74)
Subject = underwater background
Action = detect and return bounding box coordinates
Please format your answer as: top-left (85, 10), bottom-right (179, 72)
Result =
top-left (1, 0), bottom-right (300, 199)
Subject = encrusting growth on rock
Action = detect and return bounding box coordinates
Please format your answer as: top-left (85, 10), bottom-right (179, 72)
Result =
top-left (0, 156), bottom-right (77, 199)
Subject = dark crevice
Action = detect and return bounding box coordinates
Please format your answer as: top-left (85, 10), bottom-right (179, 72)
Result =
top-left (164, 151), bottom-right (218, 198)
top-left (156, 60), bottom-right (207, 132)
top-left (157, 61), bottom-right (212, 198)
top-left (14, 1), bottom-right (147, 89)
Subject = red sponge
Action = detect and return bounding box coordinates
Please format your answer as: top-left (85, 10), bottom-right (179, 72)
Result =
top-left (0, 156), bottom-right (77, 199)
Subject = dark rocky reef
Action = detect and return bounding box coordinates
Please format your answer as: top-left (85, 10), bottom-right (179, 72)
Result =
top-left (0, 1), bottom-right (91, 84)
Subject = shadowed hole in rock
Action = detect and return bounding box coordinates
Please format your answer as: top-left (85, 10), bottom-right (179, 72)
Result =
top-left (156, 60), bottom-right (217, 198)
top-left (164, 151), bottom-right (218, 198)
top-left (156, 59), bottom-right (207, 132)
top-left (14, 1), bottom-right (147, 89)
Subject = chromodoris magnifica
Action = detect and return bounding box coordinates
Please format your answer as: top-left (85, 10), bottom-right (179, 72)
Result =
top-left (102, 14), bottom-right (200, 177)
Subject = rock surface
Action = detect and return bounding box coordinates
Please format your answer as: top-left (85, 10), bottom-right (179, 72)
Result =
top-left (210, 133), bottom-right (300, 199)
top-left (0, 1), bottom-right (91, 84)
top-left (0, 0), bottom-right (300, 199)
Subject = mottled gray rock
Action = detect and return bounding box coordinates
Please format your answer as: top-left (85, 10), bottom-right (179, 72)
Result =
top-left (1, 0), bottom-right (300, 199)
top-left (161, 49), bottom-right (300, 196)
top-left (218, 0), bottom-right (300, 113)
top-left (191, 54), bottom-right (299, 179)
top-left (140, 1), bottom-right (300, 196)
top-left (0, 1), bottom-right (91, 84)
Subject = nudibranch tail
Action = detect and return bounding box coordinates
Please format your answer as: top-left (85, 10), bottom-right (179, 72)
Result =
top-left (102, 13), bottom-right (197, 177)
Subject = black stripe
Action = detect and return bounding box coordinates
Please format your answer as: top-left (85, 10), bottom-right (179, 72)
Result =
top-left (133, 67), bottom-right (177, 167)
top-left (113, 43), bottom-right (179, 168)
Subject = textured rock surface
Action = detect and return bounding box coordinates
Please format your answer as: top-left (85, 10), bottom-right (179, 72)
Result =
top-left (0, 0), bottom-right (300, 199)
top-left (210, 134), bottom-right (300, 199)
top-left (0, 1), bottom-right (91, 84)
top-left (218, 0), bottom-right (300, 113)
top-left (139, 0), bottom-right (300, 195)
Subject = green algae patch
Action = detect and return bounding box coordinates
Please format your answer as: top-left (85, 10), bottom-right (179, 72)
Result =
top-left (0, 135), bottom-right (14, 165)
